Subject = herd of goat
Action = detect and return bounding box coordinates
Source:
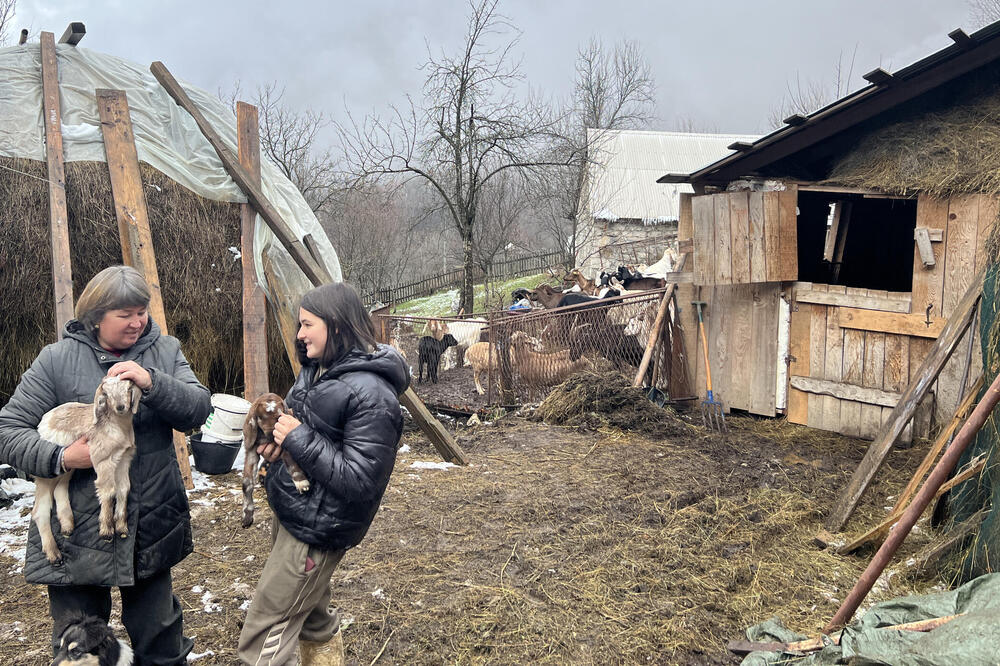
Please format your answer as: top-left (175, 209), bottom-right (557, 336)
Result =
top-left (400, 265), bottom-right (668, 395)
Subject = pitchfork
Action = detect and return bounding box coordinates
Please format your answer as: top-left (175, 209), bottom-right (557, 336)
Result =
top-left (693, 300), bottom-right (726, 432)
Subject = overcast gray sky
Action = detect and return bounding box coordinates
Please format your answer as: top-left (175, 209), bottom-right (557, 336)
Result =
top-left (12, 0), bottom-right (978, 138)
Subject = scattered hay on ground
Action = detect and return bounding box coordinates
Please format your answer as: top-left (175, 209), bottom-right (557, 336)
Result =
top-left (533, 370), bottom-right (691, 437)
top-left (0, 416), bottom-right (941, 664)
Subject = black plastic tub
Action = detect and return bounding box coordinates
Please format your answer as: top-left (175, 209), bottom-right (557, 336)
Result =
top-left (190, 434), bottom-right (241, 475)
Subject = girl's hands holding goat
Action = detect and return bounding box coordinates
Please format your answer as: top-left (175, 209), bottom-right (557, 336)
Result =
top-left (62, 435), bottom-right (93, 470)
top-left (107, 361), bottom-right (152, 391)
top-left (260, 413), bottom-right (302, 463)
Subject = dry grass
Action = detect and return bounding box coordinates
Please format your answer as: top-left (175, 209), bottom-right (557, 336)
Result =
top-left (0, 157), bottom-right (294, 399)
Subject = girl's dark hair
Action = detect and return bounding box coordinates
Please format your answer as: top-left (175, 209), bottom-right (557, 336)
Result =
top-left (296, 282), bottom-right (378, 366)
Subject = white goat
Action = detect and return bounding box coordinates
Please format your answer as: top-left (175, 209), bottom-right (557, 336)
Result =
top-left (439, 319), bottom-right (487, 371)
top-left (34, 376), bottom-right (141, 563)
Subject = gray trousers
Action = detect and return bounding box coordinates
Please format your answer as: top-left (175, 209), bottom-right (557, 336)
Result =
top-left (238, 519), bottom-right (346, 666)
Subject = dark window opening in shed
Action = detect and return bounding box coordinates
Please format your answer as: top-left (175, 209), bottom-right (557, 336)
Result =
top-left (796, 191), bottom-right (916, 292)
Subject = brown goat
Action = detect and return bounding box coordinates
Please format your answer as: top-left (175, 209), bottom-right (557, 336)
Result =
top-left (241, 393), bottom-right (309, 528)
top-left (563, 268), bottom-right (599, 295)
top-left (509, 331), bottom-right (590, 387)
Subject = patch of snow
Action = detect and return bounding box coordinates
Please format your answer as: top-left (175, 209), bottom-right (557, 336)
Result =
top-left (191, 585), bottom-right (204, 593)
top-left (410, 461), bottom-right (457, 471)
top-left (0, 478), bottom-right (35, 570)
top-left (371, 588), bottom-right (386, 600)
top-left (187, 650), bottom-right (215, 662)
top-left (398, 444), bottom-right (411, 454)
top-left (201, 590), bottom-right (222, 613)
top-left (227, 246), bottom-right (242, 260)
top-left (239, 599), bottom-right (251, 611)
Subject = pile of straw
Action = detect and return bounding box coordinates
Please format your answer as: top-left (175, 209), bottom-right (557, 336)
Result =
top-left (0, 157), bottom-right (293, 399)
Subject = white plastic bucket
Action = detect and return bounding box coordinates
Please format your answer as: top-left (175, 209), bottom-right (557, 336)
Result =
top-left (209, 394), bottom-right (251, 432)
top-left (200, 425), bottom-right (243, 444)
top-left (203, 411), bottom-right (242, 438)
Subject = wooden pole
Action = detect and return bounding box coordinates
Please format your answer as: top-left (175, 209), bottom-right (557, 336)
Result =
top-left (825, 371), bottom-right (1000, 632)
top-left (149, 61), bottom-right (329, 286)
top-left (40, 32), bottom-right (75, 337)
top-left (824, 271), bottom-right (983, 532)
top-left (237, 102), bottom-right (269, 402)
top-left (96, 88), bottom-right (193, 490)
top-left (261, 253), bottom-right (302, 378)
top-left (633, 252), bottom-right (687, 388)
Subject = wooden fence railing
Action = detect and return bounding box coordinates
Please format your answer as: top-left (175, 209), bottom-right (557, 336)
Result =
top-left (361, 250), bottom-right (569, 306)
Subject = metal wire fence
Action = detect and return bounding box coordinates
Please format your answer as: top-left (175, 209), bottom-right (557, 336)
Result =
top-left (374, 286), bottom-right (693, 408)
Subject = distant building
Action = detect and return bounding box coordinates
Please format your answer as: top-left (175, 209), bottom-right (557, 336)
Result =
top-left (576, 129), bottom-right (757, 273)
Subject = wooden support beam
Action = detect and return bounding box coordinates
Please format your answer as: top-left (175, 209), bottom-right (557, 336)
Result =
top-left (830, 202), bottom-right (852, 284)
top-left (822, 202), bottom-right (843, 262)
top-left (40, 32), bottom-right (75, 338)
top-left (795, 288), bottom-right (911, 313)
top-left (302, 233), bottom-right (333, 283)
top-left (783, 113), bottom-right (808, 126)
top-left (823, 271), bottom-right (983, 533)
top-left (634, 252), bottom-right (687, 388)
top-left (398, 389), bottom-right (468, 465)
top-left (837, 308), bottom-right (946, 339)
top-left (96, 88), bottom-right (193, 490)
top-left (18, 29), bottom-right (27, 45)
top-left (58, 22), bottom-right (86, 45)
top-left (237, 101), bottom-right (269, 402)
top-left (727, 141), bottom-right (753, 152)
top-left (149, 61), bottom-right (328, 287)
top-left (789, 376), bottom-right (902, 408)
top-left (949, 28), bottom-right (974, 48)
top-left (914, 227), bottom-right (935, 267)
top-left (838, 454), bottom-right (987, 555)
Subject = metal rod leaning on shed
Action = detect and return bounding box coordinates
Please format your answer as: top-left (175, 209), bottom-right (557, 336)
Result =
top-left (824, 370), bottom-right (1000, 632)
top-left (148, 61), bottom-right (331, 286)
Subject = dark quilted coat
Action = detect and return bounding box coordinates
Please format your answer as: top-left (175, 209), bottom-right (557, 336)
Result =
top-left (266, 344), bottom-right (409, 550)
top-left (0, 319), bottom-right (211, 586)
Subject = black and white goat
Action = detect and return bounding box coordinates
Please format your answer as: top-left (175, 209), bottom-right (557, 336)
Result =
top-left (52, 613), bottom-right (133, 666)
top-left (241, 393), bottom-right (310, 528)
top-left (35, 376), bottom-right (141, 563)
top-left (417, 333), bottom-right (458, 384)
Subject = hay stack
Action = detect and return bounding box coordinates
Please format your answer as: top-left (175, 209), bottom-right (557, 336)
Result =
top-left (534, 370), bottom-right (690, 437)
top-left (0, 156), bottom-right (293, 400)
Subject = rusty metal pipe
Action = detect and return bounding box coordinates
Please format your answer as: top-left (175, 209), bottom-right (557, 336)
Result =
top-left (825, 371), bottom-right (1000, 632)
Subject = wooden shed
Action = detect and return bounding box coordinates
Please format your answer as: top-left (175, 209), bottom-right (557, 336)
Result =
top-left (663, 21), bottom-right (1000, 442)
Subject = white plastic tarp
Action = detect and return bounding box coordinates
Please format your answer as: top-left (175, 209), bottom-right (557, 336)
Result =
top-left (0, 42), bottom-right (340, 313)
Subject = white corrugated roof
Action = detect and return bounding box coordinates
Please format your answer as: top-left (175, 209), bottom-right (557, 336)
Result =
top-left (584, 129), bottom-right (758, 223)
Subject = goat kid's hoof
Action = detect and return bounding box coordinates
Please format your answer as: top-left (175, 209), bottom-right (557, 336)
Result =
top-left (294, 480), bottom-right (311, 494)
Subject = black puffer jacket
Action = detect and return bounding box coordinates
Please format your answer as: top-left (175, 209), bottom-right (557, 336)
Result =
top-left (267, 344), bottom-right (409, 550)
top-left (0, 319), bottom-right (211, 586)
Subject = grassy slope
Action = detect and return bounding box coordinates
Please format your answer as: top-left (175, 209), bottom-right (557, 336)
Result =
top-left (391, 273), bottom-right (551, 317)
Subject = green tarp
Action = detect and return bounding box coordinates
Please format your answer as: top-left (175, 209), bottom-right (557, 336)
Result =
top-left (741, 573), bottom-right (1000, 665)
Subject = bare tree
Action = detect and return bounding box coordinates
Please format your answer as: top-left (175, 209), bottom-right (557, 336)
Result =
top-left (0, 0), bottom-right (17, 45)
top-left (339, 0), bottom-right (566, 314)
top-left (536, 37), bottom-right (655, 264)
top-left (222, 81), bottom-right (339, 213)
top-left (968, 0), bottom-right (1000, 27)
top-left (767, 47), bottom-right (858, 129)
top-left (319, 184), bottom-right (422, 298)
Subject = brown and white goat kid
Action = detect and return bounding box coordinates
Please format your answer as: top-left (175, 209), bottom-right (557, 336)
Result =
top-left (34, 376), bottom-right (142, 563)
top-left (241, 393), bottom-right (310, 528)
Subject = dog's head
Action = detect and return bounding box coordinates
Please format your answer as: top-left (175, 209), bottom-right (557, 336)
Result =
top-left (52, 612), bottom-right (132, 666)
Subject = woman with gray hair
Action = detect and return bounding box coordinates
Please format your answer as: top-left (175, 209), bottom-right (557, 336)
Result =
top-left (0, 265), bottom-right (211, 664)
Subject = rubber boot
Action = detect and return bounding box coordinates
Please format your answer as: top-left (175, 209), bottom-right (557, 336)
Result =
top-left (300, 630), bottom-right (344, 666)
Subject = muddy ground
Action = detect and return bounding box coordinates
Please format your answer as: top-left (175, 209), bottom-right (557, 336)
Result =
top-left (0, 400), bottom-right (940, 665)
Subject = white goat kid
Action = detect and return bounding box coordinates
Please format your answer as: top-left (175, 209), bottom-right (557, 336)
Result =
top-left (34, 376), bottom-right (141, 563)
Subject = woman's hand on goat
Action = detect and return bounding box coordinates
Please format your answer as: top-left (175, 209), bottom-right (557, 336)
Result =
top-left (62, 435), bottom-right (93, 469)
top-left (272, 413), bottom-right (302, 447)
top-left (106, 361), bottom-right (152, 391)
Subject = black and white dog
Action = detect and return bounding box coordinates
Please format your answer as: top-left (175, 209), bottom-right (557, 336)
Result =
top-left (52, 613), bottom-right (133, 666)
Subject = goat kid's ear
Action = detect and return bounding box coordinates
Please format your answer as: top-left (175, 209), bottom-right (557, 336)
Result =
top-left (94, 392), bottom-right (108, 424)
top-left (130, 384), bottom-right (142, 414)
top-left (242, 416), bottom-right (258, 445)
